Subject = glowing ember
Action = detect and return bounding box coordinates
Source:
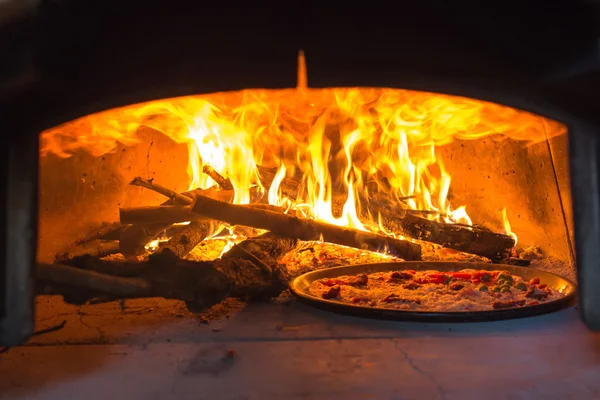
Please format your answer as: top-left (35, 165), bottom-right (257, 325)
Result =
top-left (145, 238), bottom-right (168, 252)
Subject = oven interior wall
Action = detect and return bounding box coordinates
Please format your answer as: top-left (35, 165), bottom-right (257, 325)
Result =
top-left (439, 133), bottom-right (574, 266)
top-left (38, 125), bottom-right (574, 279)
top-left (37, 127), bottom-right (190, 262)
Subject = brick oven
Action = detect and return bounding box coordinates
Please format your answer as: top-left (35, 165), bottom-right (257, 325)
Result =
top-left (2, 1), bottom-right (600, 398)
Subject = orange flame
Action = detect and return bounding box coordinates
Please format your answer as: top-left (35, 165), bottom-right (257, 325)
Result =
top-left (40, 60), bottom-right (566, 243)
top-left (502, 207), bottom-right (518, 247)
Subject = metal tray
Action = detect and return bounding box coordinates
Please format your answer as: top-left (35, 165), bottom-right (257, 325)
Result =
top-left (290, 262), bottom-right (577, 322)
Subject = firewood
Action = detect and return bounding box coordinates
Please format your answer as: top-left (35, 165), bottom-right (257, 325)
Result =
top-left (127, 172), bottom-right (513, 261)
top-left (45, 233), bottom-right (300, 309)
top-left (119, 179), bottom-right (240, 256)
top-left (119, 184), bottom-right (200, 256)
top-left (55, 239), bottom-right (121, 261)
top-left (189, 192), bottom-right (422, 260)
top-left (119, 223), bottom-right (169, 257)
top-left (129, 177), bottom-right (235, 205)
top-left (120, 205), bottom-right (202, 225)
top-left (56, 222), bottom-right (121, 262)
top-left (257, 166), bottom-right (515, 261)
top-left (72, 221), bottom-right (121, 246)
top-left (222, 232), bottom-right (298, 272)
top-left (37, 263), bottom-right (152, 297)
top-left (367, 194), bottom-right (515, 261)
top-left (202, 165), bottom-right (233, 190)
top-left (130, 177), bottom-right (193, 204)
top-left (149, 220), bottom-right (215, 261)
top-left (120, 204), bottom-right (293, 226)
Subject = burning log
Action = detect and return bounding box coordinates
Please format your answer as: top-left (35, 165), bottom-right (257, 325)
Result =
top-left (119, 181), bottom-right (201, 256)
top-left (222, 232), bottom-right (297, 270)
top-left (126, 171), bottom-right (511, 261)
top-left (257, 166), bottom-right (515, 261)
top-left (120, 204), bottom-right (293, 226)
top-left (119, 223), bottom-right (170, 257)
top-left (119, 177), bottom-right (261, 256)
top-left (189, 192), bottom-right (422, 260)
top-left (130, 177), bottom-right (193, 204)
top-left (149, 220), bottom-right (214, 261)
top-left (368, 195), bottom-right (516, 261)
top-left (202, 165), bottom-right (233, 190)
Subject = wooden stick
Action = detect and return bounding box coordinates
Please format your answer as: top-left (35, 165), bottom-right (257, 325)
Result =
top-left (119, 223), bottom-right (168, 257)
top-left (149, 220), bottom-right (214, 261)
top-left (257, 166), bottom-right (514, 261)
top-left (130, 177), bottom-right (237, 205)
top-left (119, 185), bottom-right (202, 256)
top-left (222, 232), bottom-right (298, 271)
top-left (129, 173), bottom-right (512, 261)
top-left (56, 240), bottom-right (121, 261)
top-left (37, 263), bottom-right (152, 297)
top-left (49, 233), bottom-right (299, 308)
top-left (73, 221), bottom-right (121, 246)
top-left (120, 204), bottom-right (293, 226)
top-left (368, 194), bottom-right (515, 261)
top-left (203, 165), bottom-right (233, 190)
top-left (190, 193), bottom-right (422, 260)
top-left (120, 205), bottom-right (202, 225)
top-left (130, 177), bottom-right (193, 205)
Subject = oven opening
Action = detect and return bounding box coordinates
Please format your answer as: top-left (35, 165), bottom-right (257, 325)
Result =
top-left (34, 57), bottom-right (574, 323)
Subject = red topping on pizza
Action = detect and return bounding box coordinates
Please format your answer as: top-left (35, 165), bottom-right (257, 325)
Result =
top-left (308, 269), bottom-right (565, 312)
top-left (321, 285), bottom-right (341, 299)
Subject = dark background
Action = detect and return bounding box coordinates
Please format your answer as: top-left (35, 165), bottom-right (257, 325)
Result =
top-left (1, 0), bottom-right (598, 130)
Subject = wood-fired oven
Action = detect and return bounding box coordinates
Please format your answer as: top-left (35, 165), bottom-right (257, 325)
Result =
top-left (2, 1), bottom-right (600, 353)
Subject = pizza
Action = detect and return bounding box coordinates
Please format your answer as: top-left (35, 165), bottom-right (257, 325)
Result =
top-left (307, 268), bottom-right (566, 312)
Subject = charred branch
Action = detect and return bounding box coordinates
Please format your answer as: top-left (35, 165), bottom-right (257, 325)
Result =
top-left (72, 221), bottom-right (122, 246)
top-left (130, 177), bottom-right (193, 205)
top-left (257, 167), bottom-right (514, 261)
top-left (120, 204), bottom-right (291, 226)
top-left (203, 165), bottom-right (233, 190)
top-left (119, 223), bottom-right (169, 257)
top-left (190, 192), bottom-right (422, 260)
top-left (37, 263), bottom-right (152, 297)
top-left (120, 205), bottom-right (202, 225)
top-left (149, 220), bottom-right (214, 261)
top-left (56, 239), bottom-right (121, 261)
top-left (119, 183), bottom-right (207, 256)
top-left (368, 194), bottom-right (516, 261)
top-left (43, 233), bottom-right (300, 310)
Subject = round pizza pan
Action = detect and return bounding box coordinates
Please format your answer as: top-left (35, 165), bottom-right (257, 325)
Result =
top-left (289, 262), bottom-right (577, 322)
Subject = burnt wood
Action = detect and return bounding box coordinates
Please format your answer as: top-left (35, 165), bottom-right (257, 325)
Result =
top-left (56, 239), bottom-right (120, 261)
top-left (149, 220), bottom-right (214, 261)
top-left (190, 192), bottom-right (422, 260)
top-left (258, 166), bottom-right (515, 261)
top-left (41, 233), bottom-right (299, 310)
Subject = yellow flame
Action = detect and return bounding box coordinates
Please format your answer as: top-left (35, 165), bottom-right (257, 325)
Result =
top-left (144, 238), bottom-right (169, 252)
top-left (41, 87), bottom-right (566, 243)
top-left (268, 164), bottom-right (287, 207)
top-left (502, 207), bottom-right (518, 246)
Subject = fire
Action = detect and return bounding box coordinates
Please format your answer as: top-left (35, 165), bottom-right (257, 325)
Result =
top-left (40, 61), bottom-right (566, 242)
top-left (502, 208), bottom-right (518, 247)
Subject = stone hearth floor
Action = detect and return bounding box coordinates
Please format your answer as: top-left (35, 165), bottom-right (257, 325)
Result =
top-left (1, 295), bottom-right (600, 400)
